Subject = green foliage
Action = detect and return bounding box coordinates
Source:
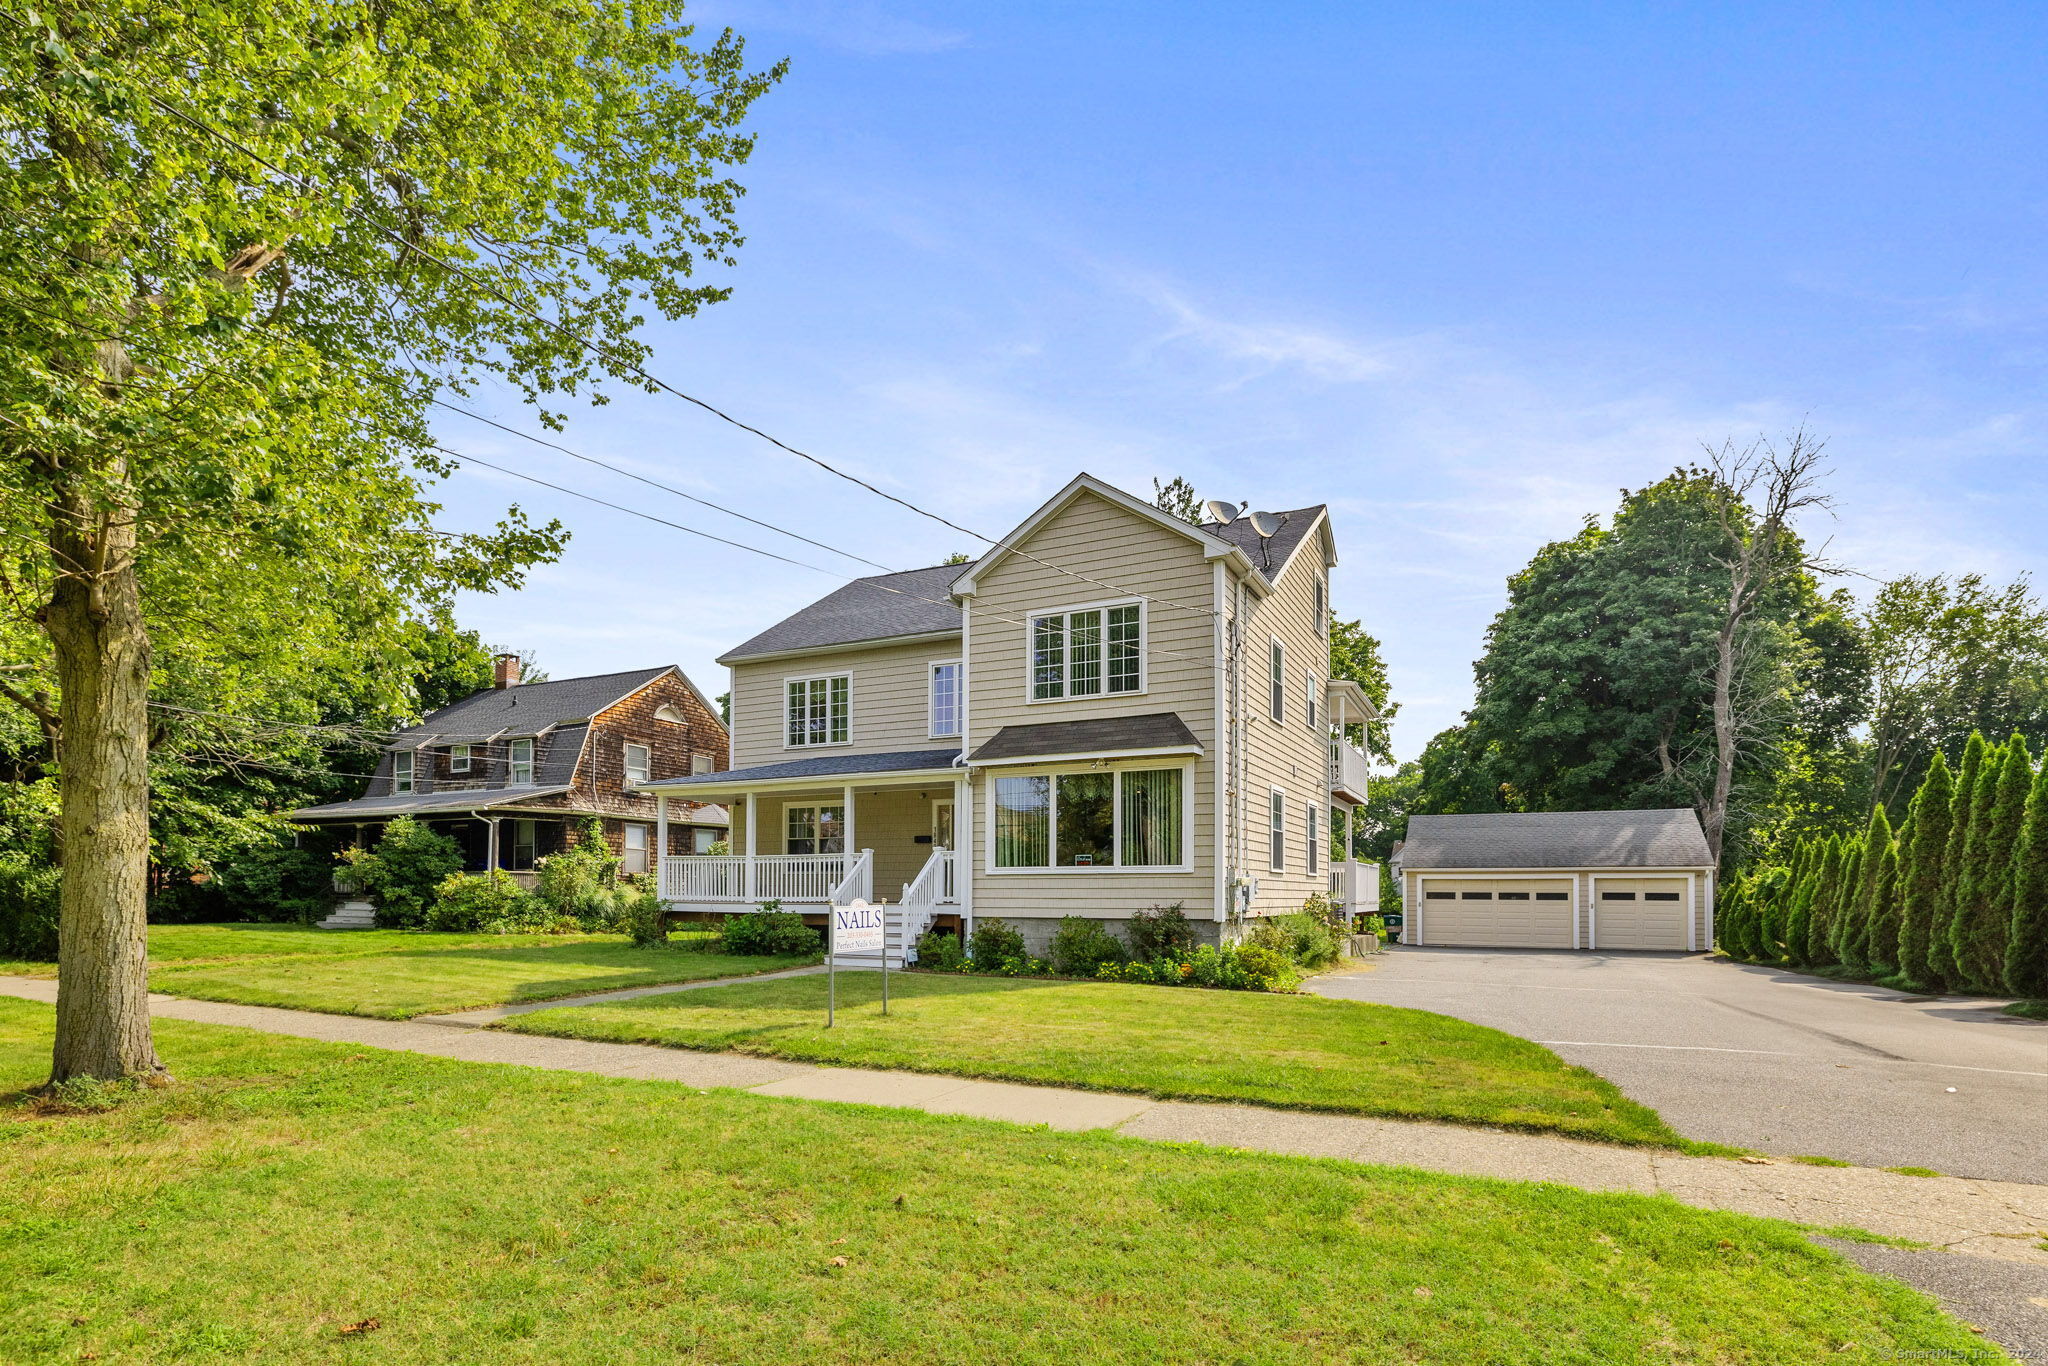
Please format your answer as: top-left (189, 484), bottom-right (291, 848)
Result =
top-left (722, 903), bottom-right (821, 957)
top-left (427, 870), bottom-right (559, 934)
top-left (1416, 472), bottom-right (1860, 859)
top-left (2005, 755), bottom-right (2048, 998)
top-left (1834, 804), bottom-right (1893, 972)
top-left (1896, 752), bottom-right (1956, 987)
top-left (340, 817), bottom-right (464, 929)
top-left (1125, 904), bottom-right (1196, 962)
top-left (1151, 476), bottom-right (1204, 525)
top-left (0, 858), bottom-right (60, 960)
top-left (966, 917), bottom-right (1027, 968)
top-left (212, 839), bottom-right (337, 925)
top-left (1329, 619), bottom-right (1400, 763)
top-left (1048, 917), bottom-right (1128, 977)
top-left (1949, 735), bottom-right (2031, 992)
top-left (622, 889), bottom-right (670, 949)
top-left (534, 818), bottom-right (623, 926)
top-left (1247, 912), bottom-right (1339, 970)
top-left (1378, 859), bottom-right (1402, 919)
top-left (1928, 733), bottom-right (1989, 985)
top-left (1357, 914), bottom-right (1387, 939)
top-left (913, 929), bottom-right (965, 971)
top-left (1097, 943), bottom-right (1299, 993)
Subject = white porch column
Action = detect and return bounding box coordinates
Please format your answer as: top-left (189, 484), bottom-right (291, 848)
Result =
top-left (842, 784), bottom-right (857, 868)
top-left (655, 794), bottom-right (669, 876)
top-left (955, 775), bottom-right (972, 931)
top-left (744, 792), bottom-right (758, 901)
top-left (486, 817), bottom-right (500, 871)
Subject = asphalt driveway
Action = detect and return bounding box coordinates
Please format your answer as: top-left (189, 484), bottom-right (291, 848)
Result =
top-left (1310, 948), bottom-right (2048, 1183)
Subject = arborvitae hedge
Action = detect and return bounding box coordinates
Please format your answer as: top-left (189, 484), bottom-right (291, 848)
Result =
top-left (1929, 733), bottom-right (1989, 986)
top-left (1951, 736), bottom-right (2032, 993)
top-left (1897, 752), bottom-right (1956, 990)
top-left (2006, 756), bottom-right (2048, 999)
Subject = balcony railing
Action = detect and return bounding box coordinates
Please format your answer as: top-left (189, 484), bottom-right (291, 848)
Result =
top-left (1329, 740), bottom-right (1371, 803)
top-left (659, 853), bottom-right (850, 904)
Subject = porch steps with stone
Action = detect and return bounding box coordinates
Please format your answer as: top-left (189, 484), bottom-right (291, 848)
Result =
top-left (317, 899), bottom-right (377, 930)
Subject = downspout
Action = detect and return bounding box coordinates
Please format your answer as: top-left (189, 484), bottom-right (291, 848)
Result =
top-left (473, 812), bottom-right (499, 873)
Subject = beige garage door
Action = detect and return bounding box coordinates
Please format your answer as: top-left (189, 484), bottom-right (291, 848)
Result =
top-left (1591, 877), bottom-right (1689, 950)
top-left (1416, 878), bottom-right (1574, 948)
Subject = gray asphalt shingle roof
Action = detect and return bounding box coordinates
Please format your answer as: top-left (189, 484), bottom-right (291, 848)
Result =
top-left (639, 747), bottom-right (963, 788)
top-left (720, 563), bottom-right (972, 663)
top-left (1201, 506), bottom-right (1325, 582)
top-left (1399, 809), bottom-right (1714, 870)
top-left (290, 786), bottom-right (573, 821)
top-left (391, 668), bottom-right (673, 744)
top-left (967, 712), bottom-right (1200, 764)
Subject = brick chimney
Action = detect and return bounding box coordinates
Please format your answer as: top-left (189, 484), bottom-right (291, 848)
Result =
top-left (493, 653), bottom-right (522, 689)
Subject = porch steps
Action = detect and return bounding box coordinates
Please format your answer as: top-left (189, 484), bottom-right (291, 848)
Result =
top-left (317, 898), bottom-right (377, 930)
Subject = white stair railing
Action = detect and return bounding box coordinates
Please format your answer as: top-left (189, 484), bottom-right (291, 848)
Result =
top-left (827, 849), bottom-right (874, 907)
top-left (895, 847), bottom-right (954, 964)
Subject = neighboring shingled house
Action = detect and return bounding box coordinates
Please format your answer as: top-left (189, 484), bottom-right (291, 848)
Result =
top-left (1395, 809), bottom-right (1716, 952)
top-left (291, 656), bottom-right (730, 879)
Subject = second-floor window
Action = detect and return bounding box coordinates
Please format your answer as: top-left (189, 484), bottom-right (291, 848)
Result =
top-left (691, 752), bottom-right (715, 775)
top-left (1304, 672), bottom-right (1319, 730)
top-left (930, 661), bottom-right (962, 737)
top-left (1030, 601), bottom-right (1142, 701)
top-left (1306, 802), bottom-right (1320, 875)
top-left (1268, 638), bottom-right (1286, 721)
top-left (449, 743), bottom-right (471, 774)
top-left (1269, 788), bottom-right (1286, 872)
top-left (786, 674), bottom-right (850, 747)
top-left (623, 742), bottom-right (650, 786)
top-left (1314, 574), bottom-right (1328, 634)
top-left (393, 751), bottom-right (414, 794)
top-left (508, 738), bottom-right (534, 785)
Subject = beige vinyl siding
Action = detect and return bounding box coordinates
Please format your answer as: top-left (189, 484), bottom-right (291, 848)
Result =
top-left (728, 637), bottom-right (961, 766)
top-left (728, 784), bottom-right (957, 898)
top-left (1232, 527), bottom-right (1335, 919)
top-left (964, 489), bottom-right (1218, 920)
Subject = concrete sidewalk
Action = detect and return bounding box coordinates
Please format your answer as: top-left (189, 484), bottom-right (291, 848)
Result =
top-left (6, 972), bottom-right (2043, 1269)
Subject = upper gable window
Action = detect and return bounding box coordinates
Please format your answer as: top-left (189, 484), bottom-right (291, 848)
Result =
top-left (1314, 574), bottom-right (1329, 634)
top-left (392, 751), bottom-right (414, 794)
top-left (930, 661), bottom-right (963, 738)
top-left (655, 704), bottom-right (687, 724)
top-left (1029, 601), bottom-right (1143, 702)
top-left (623, 742), bottom-right (651, 786)
top-left (691, 752), bottom-right (715, 775)
top-left (1268, 638), bottom-right (1286, 722)
top-left (508, 738), bottom-right (535, 786)
top-left (786, 674), bottom-right (850, 747)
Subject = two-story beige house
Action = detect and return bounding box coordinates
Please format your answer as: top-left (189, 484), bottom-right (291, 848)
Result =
top-left (639, 473), bottom-right (1375, 960)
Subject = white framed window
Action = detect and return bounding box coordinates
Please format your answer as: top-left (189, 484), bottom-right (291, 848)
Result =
top-left (786, 804), bottom-right (845, 856)
top-left (448, 744), bottom-right (471, 774)
top-left (1304, 671), bottom-right (1319, 730)
top-left (622, 823), bottom-right (650, 875)
top-left (990, 766), bottom-right (1187, 871)
top-left (392, 750), bottom-right (414, 794)
top-left (1028, 600), bottom-right (1143, 701)
top-left (1306, 802), bottom-right (1320, 875)
top-left (1268, 638), bottom-right (1286, 721)
top-left (929, 660), bottom-right (962, 737)
top-left (785, 673), bottom-right (850, 747)
top-left (691, 826), bottom-right (719, 853)
top-left (508, 738), bottom-right (534, 785)
top-left (1268, 789), bottom-right (1286, 872)
top-left (690, 751), bottom-right (714, 775)
top-left (508, 819), bottom-right (538, 870)
top-left (623, 742), bottom-right (651, 786)
top-left (1314, 574), bottom-right (1329, 634)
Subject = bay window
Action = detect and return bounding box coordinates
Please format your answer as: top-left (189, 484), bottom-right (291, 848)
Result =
top-left (785, 674), bottom-right (850, 747)
top-left (1030, 601), bottom-right (1143, 700)
top-left (992, 767), bottom-right (1185, 869)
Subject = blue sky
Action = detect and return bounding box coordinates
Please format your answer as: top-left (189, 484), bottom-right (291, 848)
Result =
top-left (440, 2), bottom-right (2048, 760)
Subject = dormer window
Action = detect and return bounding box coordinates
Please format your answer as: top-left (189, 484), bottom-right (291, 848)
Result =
top-left (623, 742), bottom-right (651, 786)
top-left (508, 738), bottom-right (534, 785)
top-left (449, 744), bottom-right (471, 774)
top-left (392, 751), bottom-right (414, 794)
top-left (1029, 601), bottom-right (1142, 701)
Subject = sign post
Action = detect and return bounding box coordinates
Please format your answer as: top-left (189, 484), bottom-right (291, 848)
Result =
top-left (827, 899), bottom-right (886, 1028)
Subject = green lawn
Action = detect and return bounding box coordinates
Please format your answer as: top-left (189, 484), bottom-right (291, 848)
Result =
top-left (506, 971), bottom-right (1698, 1148)
top-left (3, 924), bottom-right (817, 1020)
top-left (0, 998), bottom-right (1990, 1365)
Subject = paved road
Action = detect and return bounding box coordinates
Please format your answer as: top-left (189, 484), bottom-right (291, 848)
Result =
top-left (1310, 947), bottom-right (2048, 1183)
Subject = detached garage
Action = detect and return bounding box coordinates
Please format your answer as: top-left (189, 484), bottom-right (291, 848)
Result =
top-left (1395, 809), bottom-right (1715, 952)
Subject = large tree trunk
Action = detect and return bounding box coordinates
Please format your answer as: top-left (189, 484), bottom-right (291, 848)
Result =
top-left (1703, 605), bottom-right (1740, 863)
top-left (45, 444), bottom-right (162, 1084)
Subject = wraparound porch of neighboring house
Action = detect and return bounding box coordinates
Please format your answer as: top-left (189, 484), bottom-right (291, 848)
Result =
top-left (651, 772), bottom-right (968, 962)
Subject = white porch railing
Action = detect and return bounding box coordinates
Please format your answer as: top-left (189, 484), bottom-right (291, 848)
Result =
top-left (1329, 740), bottom-right (1371, 803)
top-left (1329, 860), bottom-right (1379, 913)
top-left (659, 853), bottom-right (850, 904)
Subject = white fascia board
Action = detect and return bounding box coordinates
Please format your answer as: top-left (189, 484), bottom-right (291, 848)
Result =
top-left (715, 629), bottom-right (963, 668)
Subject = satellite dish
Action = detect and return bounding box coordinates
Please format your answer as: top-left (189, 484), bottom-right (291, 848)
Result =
top-left (1203, 500), bottom-right (1241, 525)
top-left (1248, 510), bottom-right (1284, 538)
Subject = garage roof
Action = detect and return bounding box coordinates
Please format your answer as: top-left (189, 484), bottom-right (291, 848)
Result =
top-left (1400, 809), bottom-right (1713, 870)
